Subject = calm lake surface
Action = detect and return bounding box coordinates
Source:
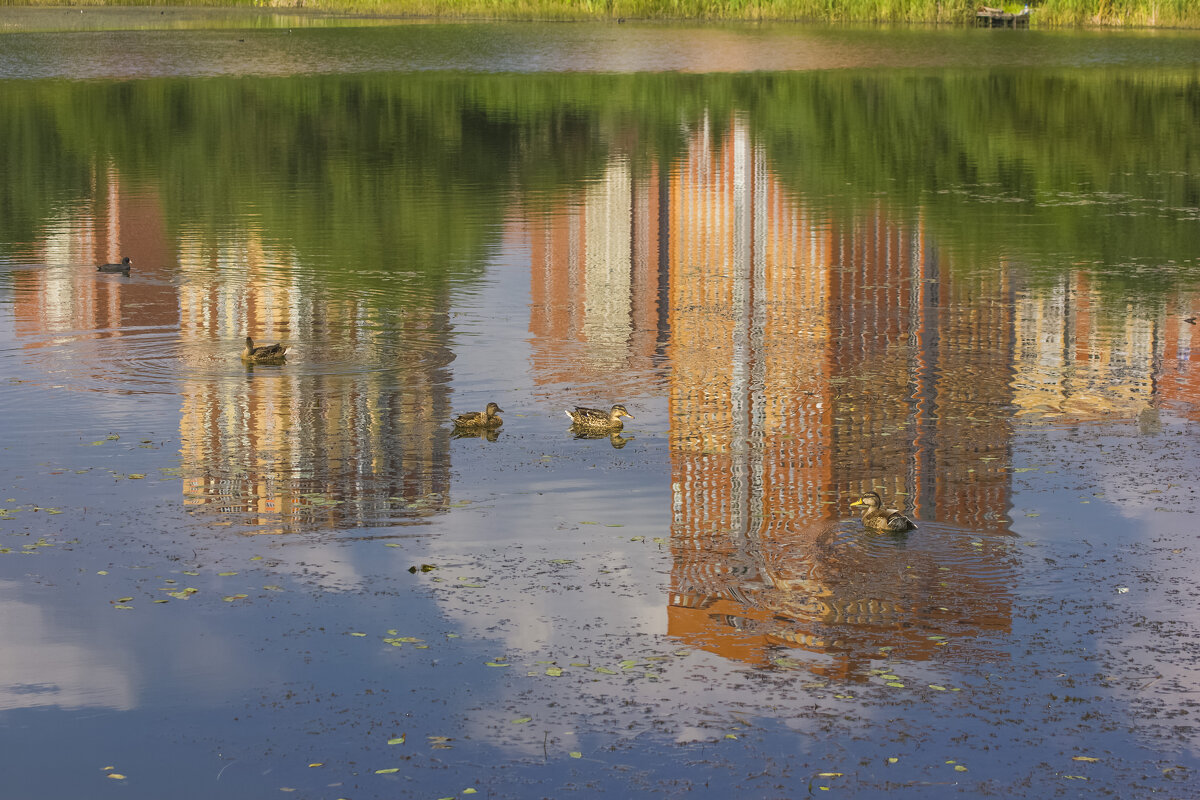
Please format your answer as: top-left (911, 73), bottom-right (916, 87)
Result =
top-left (1, 13), bottom-right (1199, 798)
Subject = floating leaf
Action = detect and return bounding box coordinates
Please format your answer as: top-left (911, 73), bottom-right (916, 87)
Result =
top-left (887, 757), bottom-right (899, 764)
top-left (128, 474), bottom-right (146, 480)
top-left (545, 667), bottom-right (563, 677)
top-left (463, 791), bottom-right (477, 796)
top-left (1072, 756), bottom-right (1100, 763)
top-left (724, 734), bottom-right (738, 740)
top-left (388, 736), bottom-right (406, 745)
top-left (348, 632), bottom-right (368, 637)
top-left (485, 661), bottom-right (510, 668)
top-left (929, 684), bottom-right (947, 691)
top-left (594, 667), bottom-right (617, 675)
top-left (886, 682), bottom-right (905, 688)
top-left (107, 773), bottom-right (126, 780)
top-left (116, 597), bottom-right (133, 603)
top-left (569, 751), bottom-right (582, 759)
top-left (511, 717), bottom-right (532, 724)
top-left (217, 571), bottom-right (238, 577)
top-left (308, 762), bottom-right (323, 768)
top-left (113, 605), bottom-right (134, 610)
top-left (374, 767), bottom-right (400, 774)
top-left (222, 594), bottom-right (248, 602)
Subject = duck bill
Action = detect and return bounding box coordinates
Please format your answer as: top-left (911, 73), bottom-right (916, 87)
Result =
top-left (849, 499), bottom-right (863, 507)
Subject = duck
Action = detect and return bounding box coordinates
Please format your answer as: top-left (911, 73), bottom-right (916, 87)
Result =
top-left (241, 336), bottom-right (287, 362)
top-left (96, 257), bottom-right (132, 274)
top-left (850, 491), bottom-right (917, 532)
top-left (565, 404), bottom-right (633, 431)
top-left (453, 401), bottom-right (504, 429)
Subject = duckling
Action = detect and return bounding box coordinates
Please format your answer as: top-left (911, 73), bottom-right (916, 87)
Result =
top-left (850, 491), bottom-right (916, 532)
top-left (453, 402), bottom-right (504, 430)
top-left (565, 404), bottom-right (633, 431)
top-left (96, 256), bottom-right (132, 274)
top-left (241, 336), bottom-right (287, 362)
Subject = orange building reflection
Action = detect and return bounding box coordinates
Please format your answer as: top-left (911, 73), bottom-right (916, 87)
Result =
top-left (524, 117), bottom-right (1019, 674)
top-left (175, 236), bottom-right (454, 533)
top-left (12, 163), bottom-right (176, 340)
top-left (8, 166), bottom-right (455, 535)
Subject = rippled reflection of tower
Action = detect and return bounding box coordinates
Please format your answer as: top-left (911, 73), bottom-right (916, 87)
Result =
top-left (13, 164), bottom-right (176, 340)
top-left (177, 237), bottom-right (453, 532)
top-left (526, 155), bottom-right (663, 395)
top-left (664, 115), bottom-right (1016, 666)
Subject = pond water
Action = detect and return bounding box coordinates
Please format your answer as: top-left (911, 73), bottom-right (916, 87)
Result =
top-left (1, 14), bottom-right (1200, 798)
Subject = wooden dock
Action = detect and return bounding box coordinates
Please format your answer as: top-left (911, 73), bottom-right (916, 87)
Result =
top-left (976, 6), bottom-right (1031, 27)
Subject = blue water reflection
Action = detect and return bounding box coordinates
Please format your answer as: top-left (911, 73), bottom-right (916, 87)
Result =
top-left (1, 23), bottom-right (1200, 798)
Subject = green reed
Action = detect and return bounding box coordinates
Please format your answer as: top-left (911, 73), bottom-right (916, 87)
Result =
top-left (4, 0), bottom-right (1200, 27)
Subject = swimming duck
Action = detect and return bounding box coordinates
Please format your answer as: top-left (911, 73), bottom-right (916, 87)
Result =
top-left (850, 491), bottom-right (917, 532)
top-left (241, 336), bottom-right (287, 362)
top-left (97, 257), bottom-right (132, 274)
top-left (453, 402), bottom-right (504, 429)
top-left (565, 404), bottom-right (633, 431)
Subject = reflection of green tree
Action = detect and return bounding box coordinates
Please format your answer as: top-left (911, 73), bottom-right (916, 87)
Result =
top-left (1, 69), bottom-right (1198, 302)
top-left (748, 69), bottom-right (1200, 298)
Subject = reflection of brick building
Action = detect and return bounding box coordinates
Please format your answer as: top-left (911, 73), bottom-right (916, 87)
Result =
top-left (664, 119), bottom-right (1016, 670)
top-left (521, 117), bottom-right (1017, 671)
top-left (177, 237), bottom-right (453, 533)
top-left (527, 157), bottom-right (664, 397)
top-left (1011, 271), bottom-right (1176, 422)
top-left (1160, 295), bottom-right (1200, 420)
top-left (13, 164), bottom-right (176, 340)
top-left (9, 165), bottom-right (455, 535)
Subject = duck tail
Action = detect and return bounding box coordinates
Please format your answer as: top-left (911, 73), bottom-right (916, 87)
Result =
top-left (564, 410), bottom-right (574, 420)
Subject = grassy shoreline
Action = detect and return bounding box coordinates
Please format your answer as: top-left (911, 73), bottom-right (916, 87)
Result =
top-left (1, 1), bottom-right (1199, 29)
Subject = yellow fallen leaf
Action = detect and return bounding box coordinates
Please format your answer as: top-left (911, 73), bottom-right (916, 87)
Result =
top-left (107, 773), bottom-right (126, 780)
top-left (1072, 756), bottom-right (1100, 763)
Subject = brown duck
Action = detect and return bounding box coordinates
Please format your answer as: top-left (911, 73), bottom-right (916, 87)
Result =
top-left (565, 404), bottom-right (633, 432)
top-left (454, 401), bottom-right (504, 430)
top-left (850, 491), bottom-right (916, 532)
top-left (241, 336), bottom-right (287, 362)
